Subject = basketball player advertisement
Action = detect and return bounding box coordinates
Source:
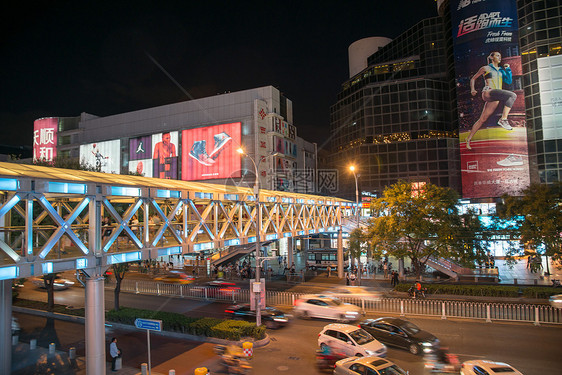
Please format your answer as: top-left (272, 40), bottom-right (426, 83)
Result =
top-left (181, 122), bottom-right (241, 181)
top-left (152, 131), bottom-right (178, 179)
top-left (451, 0), bottom-right (530, 198)
top-left (79, 140), bottom-right (120, 174)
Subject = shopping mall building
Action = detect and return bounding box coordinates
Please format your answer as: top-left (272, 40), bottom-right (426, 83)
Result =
top-left (33, 86), bottom-right (319, 194)
top-left (330, 0), bottom-right (561, 200)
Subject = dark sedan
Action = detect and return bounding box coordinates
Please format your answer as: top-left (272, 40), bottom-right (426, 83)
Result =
top-left (359, 317), bottom-right (439, 355)
top-left (224, 304), bottom-right (292, 329)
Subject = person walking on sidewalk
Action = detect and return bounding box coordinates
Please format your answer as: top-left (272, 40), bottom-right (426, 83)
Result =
top-left (110, 337), bottom-right (122, 372)
top-left (327, 265), bottom-right (331, 277)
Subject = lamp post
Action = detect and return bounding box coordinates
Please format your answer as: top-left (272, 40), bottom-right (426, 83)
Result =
top-left (349, 166), bottom-right (359, 228)
top-left (237, 148), bottom-right (279, 327)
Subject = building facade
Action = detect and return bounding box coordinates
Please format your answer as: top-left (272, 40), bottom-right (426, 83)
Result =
top-left (329, 17), bottom-right (461, 200)
top-left (33, 86), bottom-right (317, 193)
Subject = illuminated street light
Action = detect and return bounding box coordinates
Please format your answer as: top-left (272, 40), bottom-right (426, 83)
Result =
top-left (237, 147), bottom-right (279, 327)
top-left (349, 165), bottom-right (360, 228)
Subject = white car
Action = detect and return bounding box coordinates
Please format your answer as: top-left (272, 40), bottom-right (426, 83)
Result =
top-left (31, 276), bottom-right (75, 290)
top-left (549, 293), bottom-right (562, 308)
top-left (334, 356), bottom-right (407, 375)
top-left (322, 286), bottom-right (383, 302)
top-left (293, 295), bottom-right (362, 321)
top-left (461, 360), bottom-right (523, 375)
top-left (318, 323), bottom-right (387, 358)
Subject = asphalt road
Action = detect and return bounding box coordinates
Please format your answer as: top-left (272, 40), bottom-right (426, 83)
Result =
top-left (13, 284), bottom-right (562, 374)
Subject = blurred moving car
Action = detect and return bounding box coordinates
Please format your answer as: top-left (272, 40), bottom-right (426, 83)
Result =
top-left (549, 293), bottom-right (562, 308)
top-left (461, 360), bottom-right (523, 375)
top-left (192, 280), bottom-right (240, 298)
top-left (359, 317), bottom-right (439, 355)
top-left (294, 294), bottom-right (362, 322)
top-left (153, 271), bottom-right (194, 284)
top-left (318, 323), bottom-right (387, 358)
top-left (322, 286), bottom-right (383, 302)
top-left (224, 304), bottom-right (292, 329)
top-left (30, 276), bottom-right (75, 290)
top-left (334, 356), bottom-right (407, 375)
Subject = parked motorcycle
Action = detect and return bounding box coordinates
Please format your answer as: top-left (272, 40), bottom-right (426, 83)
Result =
top-left (552, 279), bottom-right (561, 287)
top-left (214, 344), bottom-right (252, 375)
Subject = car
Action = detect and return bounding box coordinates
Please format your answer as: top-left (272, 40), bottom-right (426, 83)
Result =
top-left (154, 272), bottom-right (194, 284)
top-left (192, 280), bottom-right (241, 298)
top-left (322, 286), bottom-right (383, 302)
top-left (224, 304), bottom-right (292, 329)
top-left (549, 293), bottom-right (562, 308)
top-left (293, 294), bottom-right (362, 322)
top-left (30, 276), bottom-right (75, 290)
top-left (318, 323), bottom-right (387, 358)
top-left (334, 356), bottom-right (408, 375)
top-left (461, 360), bottom-right (523, 375)
top-left (359, 317), bottom-right (439, 355)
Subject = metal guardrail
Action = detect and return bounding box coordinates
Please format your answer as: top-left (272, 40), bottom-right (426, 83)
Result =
top-left (106, 280), bottom-right (562, 325)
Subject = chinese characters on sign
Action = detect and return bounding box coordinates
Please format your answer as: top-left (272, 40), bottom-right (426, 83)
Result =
top-left (33, 118), bottom-right (58, 163)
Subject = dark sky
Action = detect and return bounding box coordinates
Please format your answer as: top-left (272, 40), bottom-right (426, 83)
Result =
top-left (0, 0), bottom-right (438, 151)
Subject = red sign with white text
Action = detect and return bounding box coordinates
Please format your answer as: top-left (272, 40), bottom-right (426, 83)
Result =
top-left (181, 123), bottom-right (242, 181)
top-left (33, 118), bottom-right (58, 162)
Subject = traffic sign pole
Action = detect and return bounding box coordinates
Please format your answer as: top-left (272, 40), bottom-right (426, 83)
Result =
top-left (134, 318), bottom-right (162, 375)
top-left (147, 329), bottom-right (151, 375)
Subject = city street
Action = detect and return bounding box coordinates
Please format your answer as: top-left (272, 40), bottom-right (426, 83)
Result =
top-left (12, 283), bottom-right (562, 374)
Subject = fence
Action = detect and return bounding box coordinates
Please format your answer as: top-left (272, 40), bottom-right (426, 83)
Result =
top-left (106, 280), bottom-right (562, 325)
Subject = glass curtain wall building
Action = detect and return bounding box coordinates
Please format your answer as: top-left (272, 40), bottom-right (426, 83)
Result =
top-left (329, 17), bottom-right (461, 199)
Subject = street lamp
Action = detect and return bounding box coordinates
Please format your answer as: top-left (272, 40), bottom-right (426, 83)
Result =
top-left (237, 147), bottom-right (279, 327)
top-left (349, 166), bottom-right (360, 228)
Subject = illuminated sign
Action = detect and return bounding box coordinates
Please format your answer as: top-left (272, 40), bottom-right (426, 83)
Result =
top-left (181, 122), bottom-right (242, 181)
top-left (80, 140), bottom-right (120, 173)
top-left (151, 132), bottom-right (178, 179)
top-left (538, 55), bottom-right (562, 141)
top-left (33, 118), bottom-right (58, 163)
top-left (451, 0), bottom-right (530, 198)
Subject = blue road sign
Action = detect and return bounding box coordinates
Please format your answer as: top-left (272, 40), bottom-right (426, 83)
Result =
top-left (134, 318), bottom-right (162, 331)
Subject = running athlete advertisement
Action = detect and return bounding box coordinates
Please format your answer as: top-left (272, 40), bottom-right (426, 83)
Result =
top-left (80, 140), bottom-right (120, 174)
top-left (33, 117), bottom-right (58, 163)
top-left (181, 122), bottom-right (241, 181)
top-left (451, 0), bottom-right (530, 199)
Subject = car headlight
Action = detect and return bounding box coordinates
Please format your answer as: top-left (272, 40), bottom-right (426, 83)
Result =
top-left (365, 350), bottom-right (375, 355)
top-left (345, 311), bottom-right (359, 315)
top-left (422, 342), bottom-right (433, 346)
top-left (273, 318), bottom-right (288, 322)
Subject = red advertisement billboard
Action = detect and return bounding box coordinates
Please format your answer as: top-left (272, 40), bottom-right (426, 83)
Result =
top-left (33, 118), bottom-right (58, 162)
top-left (451, 0), bottom-right (530, 198)
top-left (181, 122), bottom-right (241, 181)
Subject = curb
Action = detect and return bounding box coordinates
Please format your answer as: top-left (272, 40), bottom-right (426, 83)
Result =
top-left (12, 306), bottom-right (270, 348)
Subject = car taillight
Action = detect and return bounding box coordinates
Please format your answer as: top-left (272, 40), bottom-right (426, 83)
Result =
top-left (225, 310), bottom-right (234, 314)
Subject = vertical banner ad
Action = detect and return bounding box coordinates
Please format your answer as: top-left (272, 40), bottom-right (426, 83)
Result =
top-left (128, 135), bottom-right (153, 177)
top-left (152, 131), bottom-right (178, 179)
top-left (33, 118), bottom-right (58, 163)
top-left (181, 123), bottom-right (241, 181)
top-left (80, 140), bottom-right (120, 173)
top-left (451, 0), bottom-right (530, 198)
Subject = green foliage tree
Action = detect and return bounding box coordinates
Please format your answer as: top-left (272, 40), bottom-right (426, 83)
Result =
top-left (497, 182), bottom-right (562, 274)
top-left (42, 273), bottom-right (60, 312)
top-left (366, 181), bottom-right (489, 278)
top-left (112, 263), bottom-right (130, 311)
top-left (33, 156), bottom-right (100, 171)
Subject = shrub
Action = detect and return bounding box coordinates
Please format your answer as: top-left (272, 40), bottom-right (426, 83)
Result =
top-left (394, 283), bottom-right (556, 298)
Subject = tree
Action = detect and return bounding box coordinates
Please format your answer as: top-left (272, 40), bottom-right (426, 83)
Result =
top-left (42, 273), bottom-right (59, 312)
top-left (497, 182), bottom-right (562, 274)
top-left (366, 181), bottom-right (488, 278)
top-left (112, 263), bottom-right (130, 311)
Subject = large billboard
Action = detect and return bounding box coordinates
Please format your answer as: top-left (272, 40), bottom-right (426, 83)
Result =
top-left (128, 132), bottom-right (178, 179)
top-left (33, 118), bottom-right (58, 162)
top-left (80, 140), bottom-right (120, 173)
top-left (538, 54), bottom-right (562, 141)
top-left (451, 0), bottom-right (530, 198)
top-left (181, 122), bottom-right (241, 181)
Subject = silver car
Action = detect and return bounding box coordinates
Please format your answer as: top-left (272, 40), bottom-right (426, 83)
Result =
top-left (334, 356), bottom-right (407, 375)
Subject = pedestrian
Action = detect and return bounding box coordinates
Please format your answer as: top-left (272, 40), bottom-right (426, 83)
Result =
top-left (327, 265), bottom-right (331, 277)
top-left (383, 262), bottom-right (388, 278)
top-left (110, 337), bottom-right (122, 372)
top-left (346, 272), bottom-right (350, 286)
top-left (350, 273), bottom-right (357, 286)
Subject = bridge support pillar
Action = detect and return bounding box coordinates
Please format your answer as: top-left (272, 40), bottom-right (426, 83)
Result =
top-left (287, 237), bottom-right (293, 270)
top-left (0, 279), bottom-right (12, 375)
top-left (337, 228), bottom-right (344, 279)
top-left (85, 275), bottom-right (106, 375)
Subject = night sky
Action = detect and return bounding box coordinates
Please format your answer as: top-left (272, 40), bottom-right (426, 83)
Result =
top-left (0, 0), bottom-right (438, 152)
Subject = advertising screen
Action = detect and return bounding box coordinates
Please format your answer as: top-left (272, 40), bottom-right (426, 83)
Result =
top-left (80, 140), bottom-right (120, 173)
top-left (151, 131), bottom-right (178, 179)
top-left (33, 118), bottom-right (58, 162)
top-left (181, 122), bottom-right (241, 181)
top-left (538, 54), bottom-right (562, 141)
top-left (451, 0), bottom-right (530, 198)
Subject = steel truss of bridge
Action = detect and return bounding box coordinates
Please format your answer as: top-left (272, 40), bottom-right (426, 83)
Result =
top-left (0, 162), bottom-right (356, 280)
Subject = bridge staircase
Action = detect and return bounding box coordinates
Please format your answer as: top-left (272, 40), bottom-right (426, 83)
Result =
top-left (425, 257), bottom-right (500, 282)
top-left (210, 241), bottom-right (274, 267)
